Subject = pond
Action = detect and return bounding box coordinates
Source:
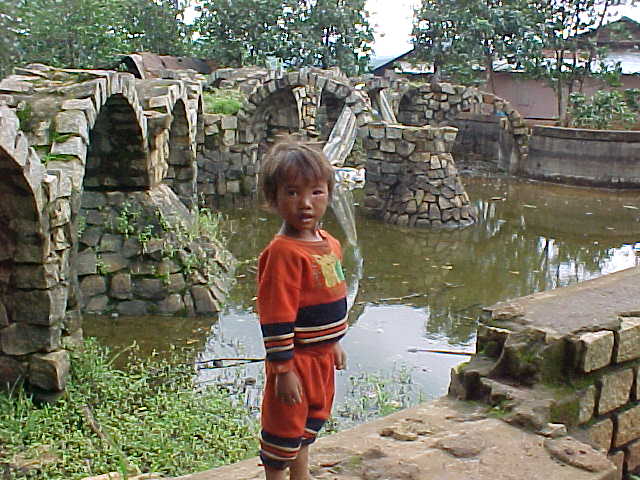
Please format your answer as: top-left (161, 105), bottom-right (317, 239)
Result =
top-left (85, 175), bottom-right (640, 427)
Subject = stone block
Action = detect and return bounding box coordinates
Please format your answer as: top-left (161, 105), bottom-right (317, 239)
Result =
top-left (157, 294), bottom-right (185, 315)
top-left (116, 300), bottom-right (148, 317)
top-left (0, 302), bottom-right (7, 328)
top-left (80, 275), bottom-right (107, 298)
top-left (76, 249), bottom-right (97, 276)
top-left (191, 285), bottom-right (220, 314)
top-left (627, 439), bottom-right (640, 472)
top-left (80, 226), bottom-right (103, 248)
top-left (29, 350), bottom-right (70, 391)
top-left (221, 115), bottom-right (237, 129)
top-left (380, 140), bottom-right (396, 153)
top-left (98, 234), bottom-right (123, 253)
top-left (615, 317), bottom-right (640, 363)
top-left (575, 330), bottom-right (614, 373)
top-left (0, 355), bottom-right (26, 387)
top-left (13, 263), bottom-right (59, 289)
top-left (12, 286), bottom-right (68, 326)
top-left (55, 110), bottom-right (89, 143)
top-left (100, 253), bottom-right (129, 273)
top-left (0, 324), bottom-right (61, 355)
top-left (579, 385), bottom-right (597, 424)
top-left (133, 278), bottom-right (168, 300)
top-left (608, 450), bottom-right (624, 480)
top-left (369, 124), bottom-right (385, 139)
top-left (615, 405), bottom-right (640, 447)
top-left (581, 418), bottom-right (614, 451)
top-left (599, 368), bottom-right (634, 415)
top-left (110, 273), bottom-right (132, 300)
top-left (396, 140), bottom-right (415, 157)
top-left (85, 295), bottom-right (108, 313)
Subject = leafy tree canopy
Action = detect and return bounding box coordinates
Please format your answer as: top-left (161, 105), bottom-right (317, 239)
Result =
top-left (195, 0), bottom-right (373, 75)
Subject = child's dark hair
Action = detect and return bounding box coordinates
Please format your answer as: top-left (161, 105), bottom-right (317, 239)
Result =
top-left (260, 142), bottom-right (335, 207)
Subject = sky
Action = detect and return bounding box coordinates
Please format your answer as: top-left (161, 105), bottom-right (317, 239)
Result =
top-left (366, 0), bottom-right (640, 58)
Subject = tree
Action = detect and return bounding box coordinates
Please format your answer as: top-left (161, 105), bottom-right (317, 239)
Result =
top-left (195, 0), bottom-right (373, 74)
top-left (0, 2), bottom-right (20, 77)
top-left (284, 0), bottom-right (374, 75)
top-left (121, 0), bottom-right (194, 57)
top-left (412, 0), bottom-right (533, 88)
top-left (522, 0), bottom-right (630, 125)
top-left (412, 0), bottom-right (467, 82)
top-left (8, 0), bottom-right (193, 73)
top-left (195, 0), bottom-right (285, 67)
top-left (14, 0), bottom-right (129, 69)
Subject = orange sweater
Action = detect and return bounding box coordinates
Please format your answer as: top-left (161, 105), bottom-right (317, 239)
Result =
top-left (257, 230), bottom-right (347, 372)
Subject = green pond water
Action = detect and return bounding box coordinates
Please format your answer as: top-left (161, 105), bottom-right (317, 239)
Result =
top-left (85, 175), bottom-right (640, 425)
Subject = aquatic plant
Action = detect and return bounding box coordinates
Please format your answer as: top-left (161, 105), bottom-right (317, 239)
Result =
top-left (0, 339), bottom-right (258, 479)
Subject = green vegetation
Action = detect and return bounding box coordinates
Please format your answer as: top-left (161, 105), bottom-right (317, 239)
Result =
top-left (195, 0), bottom-right (373, 74)
top-left (203, 89), bottom-right (245, 116)
top-left (569, 90), bottom-right (637, 130)
top-left (412, 0), bottom-right (629, 125)
top-left (113, 202), bottom-right (141, 238)
top-left (2, 0), bottom-right (372, 78)
top-left (330, 365), bottom-right (423, 431)
top-left (15, 103), bottom-right (33, 132)
top-left (0, 339), bottom-right (258, 479)
top-left (4, 0), bottom-right (192, 76)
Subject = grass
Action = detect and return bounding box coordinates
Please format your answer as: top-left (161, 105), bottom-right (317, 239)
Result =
top-left (0, 339), bottom-right (258, 479)
top-left (202, 89), bottom-right (245, 115)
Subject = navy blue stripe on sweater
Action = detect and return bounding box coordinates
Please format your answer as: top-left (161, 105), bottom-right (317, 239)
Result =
top-left (295, 297), bottom-right (347, 327)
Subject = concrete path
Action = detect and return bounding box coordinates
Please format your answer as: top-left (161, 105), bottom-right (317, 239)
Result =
top-left (174, 398), bottom-right (616, 480)
top-left (485, 265), bottom-right (640, 335)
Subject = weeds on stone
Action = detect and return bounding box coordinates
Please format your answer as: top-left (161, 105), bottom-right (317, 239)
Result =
top-left (0, 339), bottom-right (258, 479)
top-left (114, 202), bottom-right (140, 238)
top-left (202, 89), bottom-right (245, 115)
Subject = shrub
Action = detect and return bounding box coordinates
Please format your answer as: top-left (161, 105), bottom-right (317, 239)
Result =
top-left (568, 89), bottom-right (637, 130)
top-left (203, 89), bottom-right (245, 115)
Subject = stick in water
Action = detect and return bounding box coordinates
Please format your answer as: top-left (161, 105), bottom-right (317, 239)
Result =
top-left (407, 347), bottom-right (474, 356)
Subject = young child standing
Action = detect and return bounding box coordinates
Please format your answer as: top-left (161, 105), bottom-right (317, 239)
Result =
top-left (257, 142), bottom-right (348, 480)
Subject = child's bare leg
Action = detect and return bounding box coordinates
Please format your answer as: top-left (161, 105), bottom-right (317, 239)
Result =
top-left (265, 465), bottom-right (287, 480)
top-left (289, 445), bottom-right (310, 480)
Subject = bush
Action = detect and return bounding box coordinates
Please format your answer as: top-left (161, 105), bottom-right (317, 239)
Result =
top-left (568, 89), bottom-right (637, 130)
top-left (0, 339), bottom-right (258, 479)
top-left (203, 89), bottom-right (245, 115)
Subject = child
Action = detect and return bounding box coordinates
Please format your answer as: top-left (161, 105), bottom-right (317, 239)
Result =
top-left (257, 142), bottom-right (348, 480)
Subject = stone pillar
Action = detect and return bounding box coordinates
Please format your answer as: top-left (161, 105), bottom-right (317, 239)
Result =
top-left (362, 123), bottom-right (477, 228)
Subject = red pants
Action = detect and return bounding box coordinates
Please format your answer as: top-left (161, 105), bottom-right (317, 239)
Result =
top-left (259, 344), bottom-right (335, 470)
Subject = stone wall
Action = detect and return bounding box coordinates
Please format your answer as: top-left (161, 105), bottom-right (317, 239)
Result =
top-left (77, 185), bottom-right (233, 317)
top-left (450, 267), bottom-right (640, 479)
top-left (361, 123), bottom-right (477, 228)
top-left (524, 126), bottom-right (640, 188)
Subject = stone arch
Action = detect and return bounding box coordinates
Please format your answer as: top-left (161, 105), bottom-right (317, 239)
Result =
top-left (0, 102), bottom-right (71, 394)
top-left (394, 83), bottom-right (529, 170)
top-left (236, 70), bottom-right (372, 146)
top-left (165, 99), bottom-right (197, 208)
top-left (317, 89), bottom-right (346, 140)
top-left (84, 94), bottom-right (149, 190)
top-left (250, 85), bottom-right (302, 150)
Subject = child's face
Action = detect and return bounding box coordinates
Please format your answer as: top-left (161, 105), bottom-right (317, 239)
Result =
top-left (274, 173), bottom-right (330, 240)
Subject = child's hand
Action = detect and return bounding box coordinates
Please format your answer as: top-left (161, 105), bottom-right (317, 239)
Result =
top-left (333, 343), bottom-right (347, 370)
top-left (275, 371), bottom-right (303, 405)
